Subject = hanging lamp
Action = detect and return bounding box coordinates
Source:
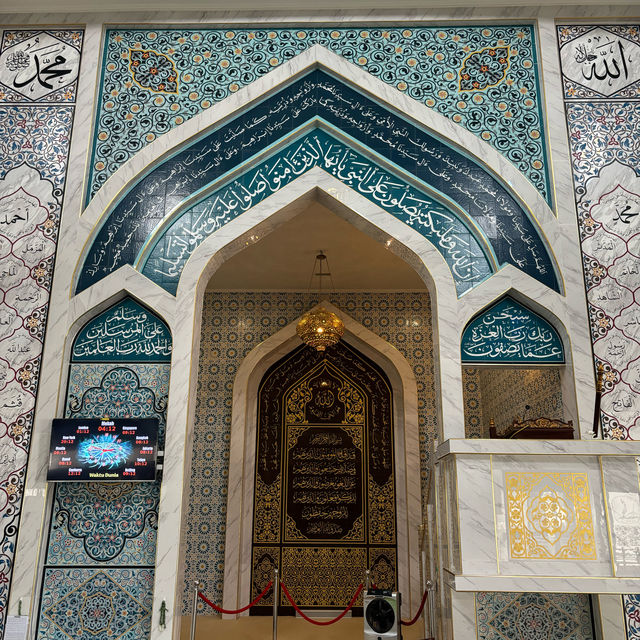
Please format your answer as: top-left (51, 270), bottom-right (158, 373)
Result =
top-left (296, 251), bottom-right (345, 351)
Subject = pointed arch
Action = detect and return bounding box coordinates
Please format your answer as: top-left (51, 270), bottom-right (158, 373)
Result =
top-left (75, 52), bottom-right (561, 297)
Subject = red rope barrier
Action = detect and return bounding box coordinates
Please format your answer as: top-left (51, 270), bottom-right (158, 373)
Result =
top-left (280, 581), bottom-right (363, 626)
top-left (198, 580), bottom-right (273, 615)
top-left (400, 587), bottom-right (430, 626)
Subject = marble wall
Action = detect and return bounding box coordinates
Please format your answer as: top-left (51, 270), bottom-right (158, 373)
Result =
top-left (35, 299), bottom-right (171, 640)
top-left (0, 28), bottom-right (82, 635)
top-left (185, 290), bottom-right (434, 613)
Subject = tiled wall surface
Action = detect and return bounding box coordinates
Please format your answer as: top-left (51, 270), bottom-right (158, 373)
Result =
top-left (462, 367), bottom-right (564, 436)
top-left (559, 25), bottom-right (640, 441)
top-left (35, 300), bottom-right (171, 640)
top-left (90, 26), bottom-right (550, 204)
top-left (558, 25), bottom-right (640, 636)
top-left (0, 28), bottom-right (82, 635)
top-left (476, 592), bottom-right (593, 640)
top-left (186, 290), bottom-right (434, 613)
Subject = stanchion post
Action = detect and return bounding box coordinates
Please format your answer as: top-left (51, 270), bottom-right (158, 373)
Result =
top-left (272, 568), bottom-right (279, 640)
top-left (190, 580), bottom-right (201, 640)
top-left (365, 569), bottom-right (370, 592)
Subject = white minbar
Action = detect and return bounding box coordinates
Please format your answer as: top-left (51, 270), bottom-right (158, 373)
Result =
top-left (435, 438), bottom-right (640, 594)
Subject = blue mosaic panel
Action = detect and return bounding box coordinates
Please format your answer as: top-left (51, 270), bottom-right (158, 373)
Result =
top-left (38, 300), bottom-right (170, 640)
top-left (72, 298), bottom-right (172, 362)
top-left (461, 296), bottom-right (564, 363)
top-left (0, 28), bottom-right (82, 637)
top-left (90, 26), bottom-right (550, 204)
top-left (142, 129), bottom-right (493, 295)
top-left (476, 592), bottom-right (593, 640)
top-left (78, 70), bottom-right (559, 296)
top-left (624, 595), bottom-right (640, 639)
top-left (65, 363), bottom-right (170, 443)
top-left (184, 291), bottom-right (436, 613)
top-left (47, 482), bottom-right (160, 565)
top-left (37, 568), bottom-right (153, 640)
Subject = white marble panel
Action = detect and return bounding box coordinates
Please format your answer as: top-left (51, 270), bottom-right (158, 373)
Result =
top-left (601, 456), bottom-right (640, 578)
top-left (594, 594), bottom-right (627, 640)
top-left (455, 454), bottom-right (498, 575)
top-left (454, 574), bottom-right (640, 594)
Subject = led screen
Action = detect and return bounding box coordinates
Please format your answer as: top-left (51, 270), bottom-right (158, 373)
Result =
top-left (47, 418), bottom-right (159, 481)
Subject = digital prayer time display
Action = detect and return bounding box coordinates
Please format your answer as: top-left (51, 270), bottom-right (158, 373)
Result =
top-left (47, 418), bottom-right (159, 481)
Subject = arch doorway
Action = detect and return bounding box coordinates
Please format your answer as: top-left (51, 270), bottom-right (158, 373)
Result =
top-left (251, 341), bottom-right (397, 614)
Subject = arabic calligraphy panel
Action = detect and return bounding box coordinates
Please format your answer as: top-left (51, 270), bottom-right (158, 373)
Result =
top-left (252, 341), bottom-right (396, 610)
top-left (0, 31), bottom-right (82, 102)
top-left (559, 26), bottom-right (640, 99)
top-left (461, 296), bottom-right (564, 364)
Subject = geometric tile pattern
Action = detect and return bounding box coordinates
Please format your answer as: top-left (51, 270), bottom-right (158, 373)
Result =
top-left (462, 367), bottom-right (564, 437)
top-left (506, 472), bottom-right (596, 560)
top-left (89, 26), bottom-right (550, 204)
top-left (476, 591), bottom-right (594, 640)
top-left (0, 28), bottom-right (83, 637)
top-left (558, 25), bottom-right (640, 440)
top-left (46, 482), bottom-right (160, 565)
top-left (37, 568), bottom-right (154, 640)
top-left (184, 290), bottom-right (434, 613)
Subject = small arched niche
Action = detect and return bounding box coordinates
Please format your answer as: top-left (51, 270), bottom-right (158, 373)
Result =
top-left (459, 295), bottom-right (574, 439)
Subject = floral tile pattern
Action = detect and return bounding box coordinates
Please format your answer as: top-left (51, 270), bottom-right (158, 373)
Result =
top-left (558, 24), bottom-right (639, 636)
top-left (184, 290), bottom-right (434, 613)
top-left (476, 591), bottom-right (593, 640)
top-left (0, 28), bottom-right (82, 636)
top-left (37, 568), bottom-right (154, 640)
top-left (558, 25), bottom-right (640, 441)
top-left (89, 26), bottom-right (550, 204)
top-left (624, 595), bottom-right (640, 639)
top-left (37, 299), bottom-right (170, 640)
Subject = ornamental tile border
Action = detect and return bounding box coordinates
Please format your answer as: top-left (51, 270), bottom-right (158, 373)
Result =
top-left (89, 26), bottom-right (550, 204)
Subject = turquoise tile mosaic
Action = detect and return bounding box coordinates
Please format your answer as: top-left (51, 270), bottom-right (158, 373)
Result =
top-left (461, 296), bottom-right (564, 364)
top-left (79, 69), bottom-right (559, 297)
top-left (37, 568), bottom-right (154, 640)
top-left (476, 591), bottom-right (593, 640)
top-left (183, 290), bottom-right (435, 614)
top-left (90, 26), bottom-right (550, 205)
top-left (37, 299), bottom-right (170, 640)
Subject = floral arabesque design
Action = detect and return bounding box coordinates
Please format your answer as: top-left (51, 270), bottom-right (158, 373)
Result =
top-left (128, 48), bottom-right (178, 94)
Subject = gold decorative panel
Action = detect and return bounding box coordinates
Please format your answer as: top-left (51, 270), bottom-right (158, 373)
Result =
top-left (252, 342), bottom-right (397, 610)
top-left (281, 547), bottom-right (367, 608)
top-left (506, 472), bottom-right (596, 560)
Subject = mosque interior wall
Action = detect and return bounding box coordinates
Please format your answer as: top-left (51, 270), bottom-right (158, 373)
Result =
top-left (0, 9), bottom-right (639, 640)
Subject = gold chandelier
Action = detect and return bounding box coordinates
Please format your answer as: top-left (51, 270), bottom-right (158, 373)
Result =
top-left (296, 252), bottom-right (345, 351)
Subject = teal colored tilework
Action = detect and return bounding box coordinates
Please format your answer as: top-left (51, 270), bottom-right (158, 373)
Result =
top-left (142, 129), bottom-right (493, 296)
top-left (89, 26), bottom-right (550, 204)
top-left (476, 592), bottom-right (593, 640)
top-left (37, 568), bottom-right (154, 640)
top-left (461, 296), bottom-right (564, 364)
top-left (72, 297), bottom-right (172, 362)
top-left (184, 290), bottom-right (435, 614)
